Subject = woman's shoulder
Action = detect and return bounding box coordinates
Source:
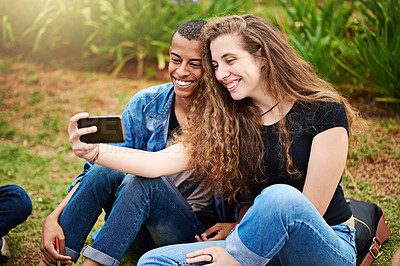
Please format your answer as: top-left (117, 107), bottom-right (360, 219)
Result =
top-left (292, 100), bottom-right (348, 134)
top-left (295, 99), bottom-right (344, 112)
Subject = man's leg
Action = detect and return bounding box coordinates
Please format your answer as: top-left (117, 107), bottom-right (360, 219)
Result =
top-left (82, 175), bottom-right (207, 266)
top-left (58, 164), bottom-right (126, 262)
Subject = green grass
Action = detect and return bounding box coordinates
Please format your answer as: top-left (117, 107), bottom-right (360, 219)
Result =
top-left (0, 58), bottom-right (399, 265)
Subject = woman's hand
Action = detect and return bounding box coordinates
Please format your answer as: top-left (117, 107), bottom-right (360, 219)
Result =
top-left (186, 247), bottom-right (242, 265)
top-left (195, 223), bottom-right (237, 241)
top-left (68, 112), bottom-right (98, 161)
top-left (40, 214), bottom-right (72, 265)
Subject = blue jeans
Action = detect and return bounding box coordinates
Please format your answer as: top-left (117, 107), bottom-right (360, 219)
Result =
top-left (0, 185), bottom-right (32, 237)
top-left (138, 184), bottom-right (357, 266)
top-left (59, 164), bottom-right (206, 266)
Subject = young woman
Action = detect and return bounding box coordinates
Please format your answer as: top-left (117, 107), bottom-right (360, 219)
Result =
top-left (70, 14), bottom-right (358, 265)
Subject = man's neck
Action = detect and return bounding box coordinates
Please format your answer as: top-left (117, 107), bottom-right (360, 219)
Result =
top-left (173, 96), bottom-right (192, 127)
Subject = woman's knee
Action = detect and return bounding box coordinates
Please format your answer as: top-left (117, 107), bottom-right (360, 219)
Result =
top-left (254, 184), bottom-right (307, 213)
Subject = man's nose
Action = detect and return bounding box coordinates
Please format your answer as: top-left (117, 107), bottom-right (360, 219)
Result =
top-left (176, 63), bottom-right (190, 77)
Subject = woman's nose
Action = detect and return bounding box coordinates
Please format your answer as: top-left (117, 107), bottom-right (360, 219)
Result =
top-left (215, 65), bottom-right (230, 82)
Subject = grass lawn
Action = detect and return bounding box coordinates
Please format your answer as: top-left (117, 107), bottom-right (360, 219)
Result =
top-left (0, 57), bottom-right (399, 265)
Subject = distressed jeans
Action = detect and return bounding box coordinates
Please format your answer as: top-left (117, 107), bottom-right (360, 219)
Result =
top-left (138, 184), bottom-right (356, 266)
top-left (59, 164), bottom-right (206, 266)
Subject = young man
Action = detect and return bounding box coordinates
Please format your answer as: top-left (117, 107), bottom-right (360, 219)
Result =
top-left (39, 20), bottom-right (217, 266)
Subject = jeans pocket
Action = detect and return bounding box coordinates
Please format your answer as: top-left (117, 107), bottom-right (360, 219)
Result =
top-left (332, 224), bottom-right (357, 254)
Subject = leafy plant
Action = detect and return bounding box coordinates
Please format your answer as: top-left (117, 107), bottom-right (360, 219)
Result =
top-left (22, 0), bottom-right (96, 53)
top-left (335, 0), bottom-right (400, 103)
top-left (1, 16), bottom-right (15, 47)
top-left (277, 0), bottom-right (354, 83)
top-left (83, 0), bottom-right (252, 76)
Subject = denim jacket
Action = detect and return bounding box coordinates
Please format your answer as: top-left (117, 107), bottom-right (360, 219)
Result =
top-left (68, 83), bottom-right (175, 191)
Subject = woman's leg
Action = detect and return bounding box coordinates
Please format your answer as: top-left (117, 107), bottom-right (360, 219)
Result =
top-left (226, 184), bottom-right (356, 266)
top-left (82, 174), bottom-right (207, 266)
top-left (138, 241), bottom-right (226, 266)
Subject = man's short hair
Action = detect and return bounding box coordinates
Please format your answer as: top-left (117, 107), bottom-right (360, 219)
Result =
top-left (172, 20), bottom-right (207, 41)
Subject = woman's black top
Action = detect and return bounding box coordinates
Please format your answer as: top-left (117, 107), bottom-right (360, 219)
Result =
top-left (254, 100), bottom-right (352, 226)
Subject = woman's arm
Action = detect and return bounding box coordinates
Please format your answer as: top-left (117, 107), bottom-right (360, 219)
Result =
top-left (302, 126), bottom-right (348, 216)
top-left (69, 113), bottom-right (191, 178)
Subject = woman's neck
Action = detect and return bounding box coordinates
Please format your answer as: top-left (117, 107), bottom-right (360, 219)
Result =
top-left (258, 98), bottom-right (295, 126)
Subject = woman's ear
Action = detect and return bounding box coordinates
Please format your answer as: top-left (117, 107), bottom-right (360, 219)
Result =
top-left (257, 48), bottom-right (266, 68)
top-left (257, 47), bottom-right (263, 57)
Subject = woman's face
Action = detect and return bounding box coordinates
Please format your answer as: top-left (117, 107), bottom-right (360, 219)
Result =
top-left (210, 33), bottom-right (264, 101)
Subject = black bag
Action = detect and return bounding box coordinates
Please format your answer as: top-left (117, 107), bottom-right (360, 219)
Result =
top-left (346, 198), bottom-right (391, 266)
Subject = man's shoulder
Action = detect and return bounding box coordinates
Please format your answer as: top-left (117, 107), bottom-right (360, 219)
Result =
top-left (124, 82), bottom-right (174, 114)
top-left (133, 82), bottom-right (174, 99)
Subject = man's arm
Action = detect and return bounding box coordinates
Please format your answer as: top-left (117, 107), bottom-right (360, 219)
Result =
top-left (196, 203), bottom-right (252, 242)
top-left (40, 183), bottom-right (79, 265)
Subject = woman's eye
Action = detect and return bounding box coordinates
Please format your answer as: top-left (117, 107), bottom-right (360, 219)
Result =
top-left (212, 64), bottom-right (218, 69)
top-left (227, 58), bottom-right (235, 64)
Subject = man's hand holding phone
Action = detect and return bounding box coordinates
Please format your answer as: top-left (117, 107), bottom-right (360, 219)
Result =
top-left (68, 113), bottom-right (99, 161)
top-left (69, 112), bottom-right (125, 161)
top-left (77, 115), bottom-right (125, 143)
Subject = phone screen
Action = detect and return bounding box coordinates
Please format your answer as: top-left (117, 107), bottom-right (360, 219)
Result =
top-left (77, 116), bottom-right (125, 143)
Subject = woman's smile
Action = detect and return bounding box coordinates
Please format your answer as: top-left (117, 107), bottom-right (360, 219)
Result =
top-left (210, 33), bottom-right (264, 101)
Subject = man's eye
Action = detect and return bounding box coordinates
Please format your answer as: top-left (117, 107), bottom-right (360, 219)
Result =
top-left (191, 63), bottom-right (201, 67)
top-left (171, 58), bottom-right (180, 62)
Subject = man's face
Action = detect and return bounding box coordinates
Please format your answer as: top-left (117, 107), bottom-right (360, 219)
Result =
top-left (169, 33), bottom-right (202, 100)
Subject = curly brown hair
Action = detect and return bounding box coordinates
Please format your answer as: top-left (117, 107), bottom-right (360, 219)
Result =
top-left (177, 14), bottom-right (358, 202)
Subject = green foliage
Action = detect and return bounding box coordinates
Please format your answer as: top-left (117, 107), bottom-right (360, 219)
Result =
top-left (336, 0), bottom-right (400, 103)
top-left (83, 0), bottom-right (183, 76)
top-left (82, 0), bottom-right (252, 76)
top-left (1, 16), bottom-right (15, 47)
top-left (277, 0), bottom-right (354, 83)
top-left (0, 0), bottom-right (94, 55)
top-left (0, 119), bottom-right (17, 140)
top-left (22, 0), bottom-right (97, 52)
top-left (0, 61), bottom-right (13, 73)
top-left (0, 0), bottom-right (251, 75)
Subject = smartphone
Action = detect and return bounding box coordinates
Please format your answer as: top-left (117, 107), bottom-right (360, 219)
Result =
top-left (77, 115), bottom-right (125, 143)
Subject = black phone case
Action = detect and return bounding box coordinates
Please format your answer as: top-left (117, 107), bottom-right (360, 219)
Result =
top-left (77, 116), bottom-right (125, 143)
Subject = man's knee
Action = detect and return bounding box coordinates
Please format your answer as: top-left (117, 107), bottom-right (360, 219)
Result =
top-left (82, 164), bottom-right (126, 188)
top-left (120, 175), bottom-right (163, 191)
